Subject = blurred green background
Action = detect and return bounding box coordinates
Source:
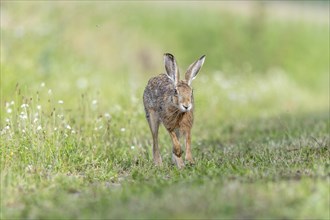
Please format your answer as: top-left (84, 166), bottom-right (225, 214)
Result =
top-left (1, 1), bottom-right (329, 118)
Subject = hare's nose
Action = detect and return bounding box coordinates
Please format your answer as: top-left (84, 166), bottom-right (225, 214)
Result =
top-left (183, 105), bottom-right (189, 109)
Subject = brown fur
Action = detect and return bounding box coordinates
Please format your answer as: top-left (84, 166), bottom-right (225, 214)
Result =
top-left (143, 53), bottom-right (205, 168)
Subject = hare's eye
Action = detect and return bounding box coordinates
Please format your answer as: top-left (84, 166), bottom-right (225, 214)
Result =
top-left (174, 89), bottom-right (178, 95)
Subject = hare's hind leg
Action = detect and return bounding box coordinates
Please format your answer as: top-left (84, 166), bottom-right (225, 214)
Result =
top-left (146, 109), bottom-right (162, 166)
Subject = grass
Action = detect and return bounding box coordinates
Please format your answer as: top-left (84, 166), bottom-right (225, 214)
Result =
top-left (1, 1), bottom-right (329, 219)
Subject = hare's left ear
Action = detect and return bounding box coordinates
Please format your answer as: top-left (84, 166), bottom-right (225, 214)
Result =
top-left (164, 53), bottom-right (179, 86)
top-left (185, 55), bottom-right (205, 85)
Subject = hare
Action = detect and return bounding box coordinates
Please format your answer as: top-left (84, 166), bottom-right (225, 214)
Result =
top-left (143, 53), bottom-right (205, 168)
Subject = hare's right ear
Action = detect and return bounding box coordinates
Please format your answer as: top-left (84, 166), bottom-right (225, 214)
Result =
top-left (164, 53), bottom-right (179, 85)
top-left (185, 55), bottom-right (205, 86)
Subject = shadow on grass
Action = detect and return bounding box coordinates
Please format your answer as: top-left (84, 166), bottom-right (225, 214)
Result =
top-left (200, 109), bottom-right (328, 148)
top-left (194, 109), bottom-right (329, 181)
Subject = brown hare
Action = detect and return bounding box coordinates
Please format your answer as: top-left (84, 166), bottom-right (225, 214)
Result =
top-left (143, 53), bottom-right (205, 168)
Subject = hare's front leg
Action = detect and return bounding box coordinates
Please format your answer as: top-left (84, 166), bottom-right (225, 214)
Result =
top-left (185, 130), bottom-right (195, 164)
top-left (169, 131), bottom-right (185, 169)
top-left (146, 109), bottom-right (162, 166)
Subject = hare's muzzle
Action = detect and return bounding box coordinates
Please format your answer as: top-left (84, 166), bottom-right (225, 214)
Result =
top-left (179, 103), bottom-right (192, 112)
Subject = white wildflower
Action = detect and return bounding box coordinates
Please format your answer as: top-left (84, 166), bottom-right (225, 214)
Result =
top-left (104, 113), bottom-right (111, 119)
top-left (37, 125), bottom-right (42, 131)
top-left (26, 164), bottom-right (33, 172)
top-left (7, 108), bottom-right (12, 113)
top-left (54, 127), bottom-right (58, 131)
top-left (41, 82), bottom-right (45, 87)
top-left (20, 112), bottom-right (28, 120)
top-left (5, 125), bottom-right (10, 130)
top-left (58, 100), bottom-right (64, 104)
top-left (5, 118), bottom-right (10, 123)
top-left (33, 118), bottom-right (38, 123)
top-left (10, 101), bottom-right (15, 105)
top-left (71, 130), bottom-right (76, 134)
top-left (21, 104), bottom-right (29, 108)
top-left (92, 100), bottom-right (98, 105)
top-left (131, 146), bottom-right (135, 150)
top-left (48, 89), bottom-right (52, 95)
top-left (37, 105), bottom-right (41, 110)
top-left (120, 128), bottom-right (126, 132)
top-left (66, 125), bottom-right (71, 130)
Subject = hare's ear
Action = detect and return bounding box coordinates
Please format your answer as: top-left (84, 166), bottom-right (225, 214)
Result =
top-left (185, 55), bottom-right (205, 85)
top-left (164, 53), bottom-right (179, 85)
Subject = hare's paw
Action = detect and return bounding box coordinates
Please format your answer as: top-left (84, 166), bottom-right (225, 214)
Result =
top-left (154, 155), bottom-right (163, 166)
top-left (185, 157), bottom-right (195, 166)
top-left (172, 153), bottom-right (185, 169)
top-left (185, 153), bottom-right (195, 165)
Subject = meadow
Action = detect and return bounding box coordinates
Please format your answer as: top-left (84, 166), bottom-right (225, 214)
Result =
top-left (1, 2), bottom-right (329, 219)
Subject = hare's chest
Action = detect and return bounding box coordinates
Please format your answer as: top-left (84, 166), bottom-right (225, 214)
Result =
top-left (160, 109), bottom-right (192, 132)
